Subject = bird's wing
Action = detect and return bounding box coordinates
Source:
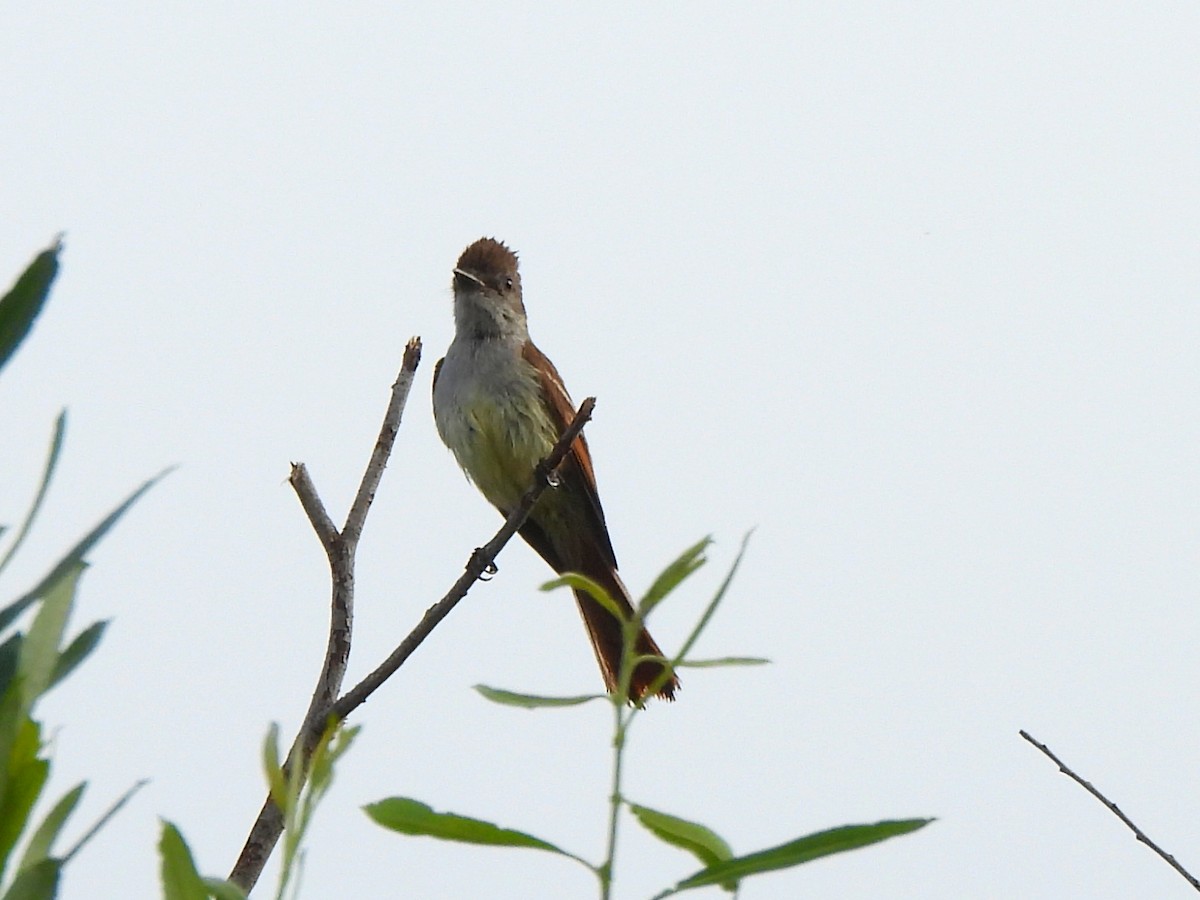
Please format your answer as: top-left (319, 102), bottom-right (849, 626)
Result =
top-left (521, 340), bottom-right (618, 570)
top-left (432, 356), bottom-right (444, 398)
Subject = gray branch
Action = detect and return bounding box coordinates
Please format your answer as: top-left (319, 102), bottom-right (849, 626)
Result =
top-left (227, 341), bottom-right (594, 894)
top-left (1020, 729), bottom-right (1200, 892)
top-left (328, 395), bottom-right (595, 721)
top-left (229, 338), bottom-right (422, 892)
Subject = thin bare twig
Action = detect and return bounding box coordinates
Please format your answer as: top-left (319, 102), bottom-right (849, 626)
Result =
top-left (327, 395), bottom-right (595, 721)
top-left (343, 339), bottom-right (422, 545)
top-left (289, 464), bottom-right (338, 550)
top-left (229, 338), bottom-right (422, 892)
top-left (1019, 729), bottom-right (1200, 892)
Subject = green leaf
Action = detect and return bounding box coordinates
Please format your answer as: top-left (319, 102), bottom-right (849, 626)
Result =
top-left (670, 531), bottom-right (754, 668)
top-left (541, 573), bottom-right (624, 621)
top-left (629, 803), bottom-right (734, 889)
top-left (276, 721), bottom-right (357, 900)
top-left (0, 411), bottom-right (66, 579)
top-left (0, 718), bottom-right (49, 882)
top-left (61, 779), bottom-right (147, 863)
top-left (671, 819), bottom-right (933, 892)
top-left (0, 685), bottom-right (25, 830)
top-left (307, 723), bottom-right (359, 795)
top-left (366, 798), bottom-right (569, 855)
top-left (639, 536), bottom-right (711, 618)
top-left (3, 467), bottom-right (173, 632)
top-left (677, 656), bottom-right (770, 668)
top-left (261, 723), bottom-right (288, 811)
top-left (17, 563), bottom-right (84, 712)
top-left (0, 238), bottom-right (61, 377)
top-left (474, 685), bottom-right (604, 709)
top-left (159, 820), bottom-right (209, 900)
top-left (16, 782), bottom-right (84, 873)
top-left (46, 620), bottom-right (108, 691)
top-left (0, 635), bottom-right (21, 699)
top-left (1, 857), bottom-right (60, 900)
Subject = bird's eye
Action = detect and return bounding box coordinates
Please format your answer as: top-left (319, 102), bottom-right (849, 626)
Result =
top-left (505, 277), bottom-right (514, 290)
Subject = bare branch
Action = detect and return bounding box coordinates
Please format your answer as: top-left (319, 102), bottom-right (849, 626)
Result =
top-left (1019, 729), bottom-right (1200, 892)
top-left (289, 463), bottom-right (338, 553)
top-left (328, 395), bottom-right (596, 721)
top-left (343, 338), bottom-right (422, 545)
top-left (229, 339), bottom-right (422, 892)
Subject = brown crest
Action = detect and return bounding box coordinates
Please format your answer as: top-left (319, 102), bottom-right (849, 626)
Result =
top-left (456, 237), bottom-right (520, 285)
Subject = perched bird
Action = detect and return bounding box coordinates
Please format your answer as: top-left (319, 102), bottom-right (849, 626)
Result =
top-left (432, 237), bottom-right (678, 701)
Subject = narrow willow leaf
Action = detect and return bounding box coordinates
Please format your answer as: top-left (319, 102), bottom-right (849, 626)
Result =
top-left (0, 411), bottom-right (66, 579)
top-left (0, 634), bottom-right (21, 699)
top-left (474, 685), bottom-right (604, 709)
top-left (676, 656), bottom-right (770, 668)
top-left (307, 723), bottom-right (359, 795)
top-left (261, 724), bottom-right (287, 810)
top-left (629, 803), bottom-right (734, 887)
top-left (5, 467), bottom-right (173, 626)
top-left (0, 685), bottom-right (25, 822)
top-left (0, 758), bottom-right (48, 883)
top-left (16, 563), bottom-right (83, 712)
top-left (60, 779), bottom-right (147, 864)
top-left (2, 857), bottom-right (60, 900)
top-left (46, 620), bottom-right (108, 691)
top-left (671, 531), bottom-right (754, 666)
top-left (672, 819), bottom-right (933, 891)
top-left (16, 782), bottom-right (84, 873)
top-left (366, 798), bottom-right (569, 855)
top-left (0, 738), bottom-right (49, 883)
top-left (0, 238), bottom-right (61, 376)
top-left (278, 722), bottom-right (357, 900)
top-left (159, 820), bottom-right (209, 900)
top-left (639, 536), bottom-right (712, 618)
top-left (541, 573), bottom-right (624, 621)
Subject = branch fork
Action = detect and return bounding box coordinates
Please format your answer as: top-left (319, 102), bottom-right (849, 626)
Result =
top-left (228, 339), bottom-right (596, 893)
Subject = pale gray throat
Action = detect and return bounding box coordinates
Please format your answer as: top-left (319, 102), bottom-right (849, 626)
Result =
top-left (453, 290), bottom-right (528, 344)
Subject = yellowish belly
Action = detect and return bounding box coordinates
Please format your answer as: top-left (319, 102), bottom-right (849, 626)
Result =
top-left (449, 387), bottom-right (559, 513)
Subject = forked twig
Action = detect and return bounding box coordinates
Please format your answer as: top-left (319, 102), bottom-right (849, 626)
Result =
top-left (328, 396), bottom-right (595, 721)
top-left (228, 340), bottom-right (594, 893)
top-left (229, 338), bottom-right (421, 891)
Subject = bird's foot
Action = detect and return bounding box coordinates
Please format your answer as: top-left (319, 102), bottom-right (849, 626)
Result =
top-left (470, 548), bottom-right (499, 581)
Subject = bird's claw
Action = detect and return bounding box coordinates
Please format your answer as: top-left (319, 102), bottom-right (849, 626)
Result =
top-left (470, 548), bottom-right (499, 580)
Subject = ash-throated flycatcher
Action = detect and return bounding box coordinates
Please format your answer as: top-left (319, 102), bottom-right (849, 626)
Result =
top-left (432, 237), bottom-right (678, 701)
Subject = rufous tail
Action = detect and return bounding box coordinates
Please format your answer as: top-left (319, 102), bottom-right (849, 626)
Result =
top-left (573, 570), bottom-right (679, 702)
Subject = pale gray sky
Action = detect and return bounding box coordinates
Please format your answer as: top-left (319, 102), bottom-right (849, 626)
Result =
top-left (2, 4), bottom-right (1198, 898)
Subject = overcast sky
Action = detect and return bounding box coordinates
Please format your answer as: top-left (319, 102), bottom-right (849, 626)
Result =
top-left (3, 4), bottom-right (1198, 898)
